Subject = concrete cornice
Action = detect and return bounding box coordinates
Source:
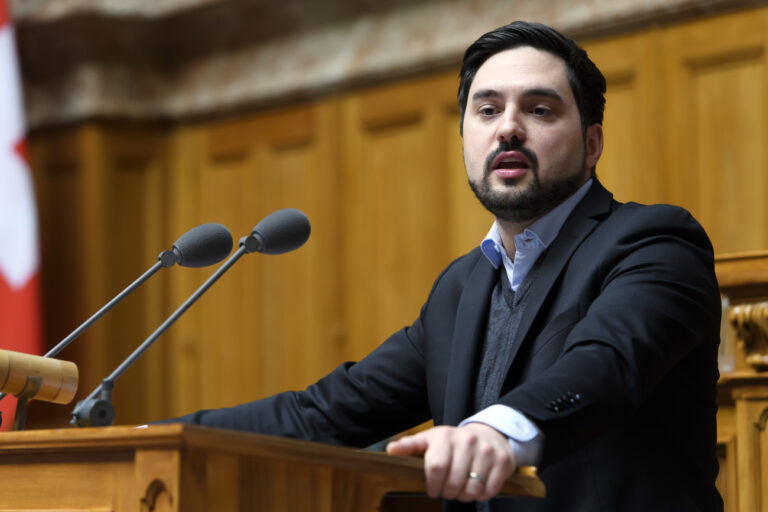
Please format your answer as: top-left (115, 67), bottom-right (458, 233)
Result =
top-left (11, 0), bottom-right (221, 20)
top-left (12, 0), bottom-right (765, 129)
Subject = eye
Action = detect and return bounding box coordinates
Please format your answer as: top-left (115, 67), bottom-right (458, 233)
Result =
top-left (531, 105), bottom-right (552, 117)
top-left (477, 105), bottom-right (500, 117)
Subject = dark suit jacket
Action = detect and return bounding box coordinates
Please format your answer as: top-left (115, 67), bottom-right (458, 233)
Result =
top-left (176, 182), bottom-right (723, 511)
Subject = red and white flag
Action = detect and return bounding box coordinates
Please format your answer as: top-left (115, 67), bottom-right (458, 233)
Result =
top-left (0, 0), bottom-right (44, 430)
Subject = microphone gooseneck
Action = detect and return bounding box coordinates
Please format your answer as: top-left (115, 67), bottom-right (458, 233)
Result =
top-left (71, 209), bottom-right (310, 427)
top-left (0, 223), bottom-right (233, 408)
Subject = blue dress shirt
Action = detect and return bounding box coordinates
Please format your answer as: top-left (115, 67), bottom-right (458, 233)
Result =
top-left (462, 179), bottom-right (593, 466)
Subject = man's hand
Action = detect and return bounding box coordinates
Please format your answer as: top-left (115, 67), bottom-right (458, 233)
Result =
top-left (386, 423), bottom-right (516, 502)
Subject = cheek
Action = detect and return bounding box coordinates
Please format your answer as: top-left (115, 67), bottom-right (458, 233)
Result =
top-left (463, 150), bottom-right (482, 182)
top-left (536, 132), bottom-right (584, 169)
top-left (462, 137), bottom-right (485, 172)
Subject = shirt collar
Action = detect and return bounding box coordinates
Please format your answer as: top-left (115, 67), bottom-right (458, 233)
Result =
top-left (481, 178), bottom-right (593, 268)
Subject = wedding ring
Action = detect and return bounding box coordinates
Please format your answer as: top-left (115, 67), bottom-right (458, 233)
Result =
top-left (468, 471), bottom-right (486, 484)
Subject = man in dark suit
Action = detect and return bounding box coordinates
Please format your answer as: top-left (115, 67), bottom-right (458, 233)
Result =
top-left (172, 21), bottom-right (722, 511)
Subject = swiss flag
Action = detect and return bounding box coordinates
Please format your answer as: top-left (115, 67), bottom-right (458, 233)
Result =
top-left (0, 0), bottom-right (44, 430)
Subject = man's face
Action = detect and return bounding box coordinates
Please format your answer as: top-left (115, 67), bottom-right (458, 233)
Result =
top-left (462, 46), bottom-right (602, 223)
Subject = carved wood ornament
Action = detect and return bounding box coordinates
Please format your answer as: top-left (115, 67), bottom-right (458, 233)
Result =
top-left (730, 303), bottom-right (768, 371)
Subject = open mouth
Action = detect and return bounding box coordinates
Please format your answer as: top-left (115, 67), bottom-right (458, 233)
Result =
top-left (491, 151), bottom-right (531, 176)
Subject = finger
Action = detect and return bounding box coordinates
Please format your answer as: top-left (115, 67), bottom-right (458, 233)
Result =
top-left (461, 470), bottom-right (489, 502)
top-left (441, 430), bottom-right (477, 499)
top-left (478, 446), bottom-right (516, 501)
top-left (423, 433), bottom-right (453, 498)
top-left (386, 435), bottom-right (428, 456)
top-left (458, 441), bottom-right (495, 502)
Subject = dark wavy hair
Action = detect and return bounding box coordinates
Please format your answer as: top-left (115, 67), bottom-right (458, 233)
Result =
top-left (458, 21), bottom-right (606, 134)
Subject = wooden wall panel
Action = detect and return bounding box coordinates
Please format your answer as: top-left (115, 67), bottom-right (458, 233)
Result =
top-left (583, 32), bottom-right (664, 205)
top-left (252, 106), bottom-right (341, 397)
top-left (717, 435), bottom-right (738, 512)
top-left (28, 129), bottom-right (88, 357)
top-left (165, 126), bottom-right (208, 418)
top-left (26, 126), bottom-right (117, 426)
top-left (71, 125), bottom-right (110, 399)
top-left (339, 75), bottom-right (464, 361)
top-left (27, 128), bottom-right (95, 427)
top-left (27, 124), bottom-right (170, 426)
top-left (100, 127), bottom-right (169, 424)
top-left (662, 10), bottom-right (768, 255)
top-left (196, 120), bottom-right (260, 410)
top-left (164, 102), bottom-right (341, 416)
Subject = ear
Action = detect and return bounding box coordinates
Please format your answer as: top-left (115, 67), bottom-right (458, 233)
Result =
top-left (584, 124), bottom-right (603, 169)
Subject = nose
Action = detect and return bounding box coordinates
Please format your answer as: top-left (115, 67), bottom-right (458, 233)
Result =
top-left (497, 110), bottom-right (526, 144)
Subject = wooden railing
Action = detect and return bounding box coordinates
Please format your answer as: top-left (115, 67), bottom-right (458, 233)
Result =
top-left (0, 423), bottom-right (544, 511)
top-left (715, 252), bottom-right (768, 512)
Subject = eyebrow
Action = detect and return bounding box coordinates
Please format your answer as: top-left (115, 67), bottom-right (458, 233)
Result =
top-left (471, 87), bottom-right (564, 103)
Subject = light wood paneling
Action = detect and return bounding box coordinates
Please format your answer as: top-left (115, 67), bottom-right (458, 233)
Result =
top-left (28, 124), bottom-right (171, 426)
top-left (27, 126), bottom-right (111, 427)
top-left (165, 126), bottom-right (206, 418)
top-left (339, 74), bottom-right (465, 361)
top-left (717, 435), bottom-right (738, 512)
top-left (663, 10), bottom-right (768, 255)
top-left (99, 126), bottom-right (170, 424)
top-left (28, 128), bottom-right (90, 367)
top-left (583, 31), bottom-right (664, 205)
top-left (165, 102), bottom-right (342, 416)
top-left (732, 387), bottom-right (768, 512)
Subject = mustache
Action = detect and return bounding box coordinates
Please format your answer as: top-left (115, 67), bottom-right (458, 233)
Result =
top-left (483, 140), bottom-right (539, 176)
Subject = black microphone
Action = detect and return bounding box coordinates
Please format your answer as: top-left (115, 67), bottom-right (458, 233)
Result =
top-left (241, 208), bottom-right (311, 255)
top-left (0, 223), bottom-right (232, 407)
top-left (70, 209), bottom-right (310, 427)
top-left (171, 223), bottom-right (234, 267)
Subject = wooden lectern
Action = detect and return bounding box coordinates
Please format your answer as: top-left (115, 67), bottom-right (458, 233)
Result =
top-left (0, 424), bottom-right (544, 511)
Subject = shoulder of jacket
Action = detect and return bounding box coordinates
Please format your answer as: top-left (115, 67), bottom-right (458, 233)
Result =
top-left (611, 201), bottom-right (703, 228)
top-left (435, 246), bottom-right (484, 282)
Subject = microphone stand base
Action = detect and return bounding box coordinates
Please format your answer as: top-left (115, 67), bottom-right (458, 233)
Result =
top-left (70, 378), bottom-right (116, 428)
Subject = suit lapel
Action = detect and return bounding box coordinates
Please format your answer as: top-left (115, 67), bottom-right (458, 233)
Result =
top-left (441, 182), bottom-right (615, 424)
top-left (442, 255), bottom-right (497, 426)
top-left (504, 181), bottom-right (615, 369)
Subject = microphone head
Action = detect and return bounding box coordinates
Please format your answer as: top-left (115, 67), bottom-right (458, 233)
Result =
top-left (251, 208), bottom-right (311, 255)
top-left (172, 223), bottom-right (233, 267)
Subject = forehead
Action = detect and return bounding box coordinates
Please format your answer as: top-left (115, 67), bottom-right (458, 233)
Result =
top-left (469, 46), bottom-right (574, 102)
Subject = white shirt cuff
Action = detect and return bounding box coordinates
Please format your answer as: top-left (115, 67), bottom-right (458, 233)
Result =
top-left (460, 404), bottom-right (543, 466)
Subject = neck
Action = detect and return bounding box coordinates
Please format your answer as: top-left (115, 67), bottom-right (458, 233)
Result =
top-left (495, 216), bottom-right (540, 260)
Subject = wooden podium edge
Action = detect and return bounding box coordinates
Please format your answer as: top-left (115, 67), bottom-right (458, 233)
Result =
top-left (0, 423), bottom-right (545, 498)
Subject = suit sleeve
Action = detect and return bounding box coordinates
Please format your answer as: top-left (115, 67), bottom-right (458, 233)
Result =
top-left (164, 321), bottom-right (431, 447)
top-left (161, 257), bottom-right (470, 447)
top-left (497, 205), bottom-right (721, 465)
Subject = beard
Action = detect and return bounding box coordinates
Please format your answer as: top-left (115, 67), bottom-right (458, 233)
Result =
top-left (468, 140), bottom-right (588, 223)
